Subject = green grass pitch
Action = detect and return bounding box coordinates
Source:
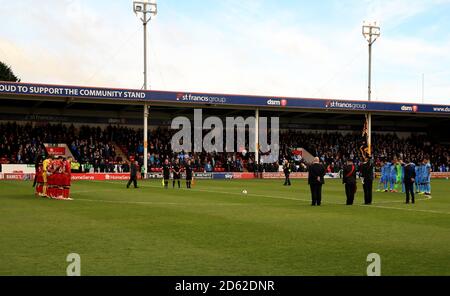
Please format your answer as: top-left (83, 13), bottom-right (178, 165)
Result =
top-left (0, 178), bottom-right (449, 275)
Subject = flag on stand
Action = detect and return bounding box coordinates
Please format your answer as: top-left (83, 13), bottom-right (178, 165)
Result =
top-left (360, 115), bottom-right (371, 160)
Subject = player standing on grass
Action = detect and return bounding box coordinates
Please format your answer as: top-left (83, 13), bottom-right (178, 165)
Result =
top-left (42, 155), bottom-right (51, 197)
top-left (283, 159), bottom-right (291, 186)
top-left (34, 155), bottom-right (44, 196)
top-left (185, 160), bottom-right (193, 189)
top-left (343, 158), bottom-right (357, 205)
top-left (162, 159), bottom-right (170, 189)
top-left (172, 159), bottom-right (181, 188)
top-left (376, 160), bottom-right (384, 192)
top-left (382, 160), bottom-right (390, 192)
top-left (415, 161), bottom-right (421, 194)
top-left (389, 158), bottom-right (397, 192)
top-left (62, 157), bottom-right (72, 200)
top-left (53, 156), bottom-right (64, 199)
top-left (423, 158), bottom-right (432, 196)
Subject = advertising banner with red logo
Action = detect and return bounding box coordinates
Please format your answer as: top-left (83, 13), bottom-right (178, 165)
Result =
top-left (232, 172), bottom-right (256, 179)
top-left (71, 173), bottom-right (137, 181)
top-left (46, 147), bottom-right (66, 155)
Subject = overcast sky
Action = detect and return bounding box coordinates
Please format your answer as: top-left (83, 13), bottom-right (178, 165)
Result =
top-left (0, 0), bottom-right (449, 104)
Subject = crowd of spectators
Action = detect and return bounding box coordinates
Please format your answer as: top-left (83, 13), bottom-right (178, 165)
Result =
top-left (1, 122), bottom-right (449, 173)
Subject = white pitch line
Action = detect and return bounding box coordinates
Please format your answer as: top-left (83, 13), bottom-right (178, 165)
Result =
top-left (75, 198), bottom-right (246, 207)
top-left (75, 181), bottom-right (449, 215)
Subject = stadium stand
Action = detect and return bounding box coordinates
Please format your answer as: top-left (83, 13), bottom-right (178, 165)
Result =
top-left (1, 122), bottom-right (449, 173)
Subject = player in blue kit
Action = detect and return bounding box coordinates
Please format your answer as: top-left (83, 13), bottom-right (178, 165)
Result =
top-left (423, 158), bottom-right (432, 196)
top-left (376, 160), bottom-right (386, 192)
top-left (400, 161), bottom-right (405, 193)
top-left (389, 159), bottom-right (398, 192)
top-left (382, 161), bottom-right (391, 192)
top-left (418, 161), bottom-right (426, 194)
top-left (383, 161), bottom-right (391, 192)
top-left (415, 162), bottom-right (421, 194)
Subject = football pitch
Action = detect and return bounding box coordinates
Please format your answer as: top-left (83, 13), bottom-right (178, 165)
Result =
top-left (0, 179), bottom-right (449, 276)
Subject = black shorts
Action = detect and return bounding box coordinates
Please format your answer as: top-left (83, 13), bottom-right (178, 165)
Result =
top-left (173, 173), bottom-right (181, 179)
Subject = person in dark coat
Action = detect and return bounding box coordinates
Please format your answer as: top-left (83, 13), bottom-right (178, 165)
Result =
top-left (172, 159), bottom-right (181, 188)
top-left (343, 158), bottom-right (357, 205)
top-left (308, 157), bottom-right (325, 206)
top-left (126, 161), bottom-right (139, 188)
top-left (403, 159), bottom-right (416, 204)
top-left (33, 155), bottom-right (43, 188)
top-left (185, 160), bottom-right (193, 189)
top-left (283, 159), bottom-right (291, 186)
top-left (360, 158), bottom-right (374, 205)
top-left (162, 159), bottom-right (170, 189)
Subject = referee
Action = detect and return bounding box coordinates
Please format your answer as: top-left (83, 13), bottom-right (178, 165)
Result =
top-left (283, 159), bottom-right (291, 186)
top-left (185, 160), bottom-right (193, 189)
top-left (162, 159), bottom-right (170, 189)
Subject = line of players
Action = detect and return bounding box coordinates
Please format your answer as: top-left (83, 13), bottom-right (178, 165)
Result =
top-left (33, 155), bottom-right (73, 200)
top-left (376, 157), bottom-right (432, 196)
top-left (161, 159), bottom-right (194, 189)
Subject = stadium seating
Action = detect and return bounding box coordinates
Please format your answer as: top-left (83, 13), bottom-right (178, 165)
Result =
top-left (0, 122), bottom-right (449, 172)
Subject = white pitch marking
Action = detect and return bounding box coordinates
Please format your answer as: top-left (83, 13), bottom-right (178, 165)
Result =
top-left (76, 180), bottom-right (449, 215)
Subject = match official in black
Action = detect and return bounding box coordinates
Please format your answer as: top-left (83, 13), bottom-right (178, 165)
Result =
top-left (404, 159), bottom-right (416, 204)
top-left (308, 157), bottom-right (325, 206)
top-left (343, 158), bottom-right (357, 205)
top-left (162, 159), bottom-right (170, 189)
top-left (360, 158), bottom-right (374, 205)
top-left (185, 160), bottom-right (193, 189)
top-left (283, 159), bottom-right (291, 186)
top-left (172, 159), bottom-right (181, 188)
top-left (126, 161), bottom-right (139, 189)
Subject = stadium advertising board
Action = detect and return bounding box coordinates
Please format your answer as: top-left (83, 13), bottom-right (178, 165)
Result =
top-left (263, 172), bottom-right (309, 179)
top-left (232, 172), bottom-right (256, 179)
top-left (1, 164), bottom-right (35, 174)
top-left (1, 82), bottom-right (450, 115)
top-left (46, 146), bottom-right (66, 155)
top-left (147, 173), bottom-right (163, 179)
top-left (71, 173), bottom-right (133, 181)
top-left (193, 172), bottom-right (213, 179)
top-left (1, 171), bottom-right (448, 181)
top-left (431, 172), bottom-right (450, 179)
top-left (3, 173), bottom-right (35, 180)
top-left (212, 173), bottom-right (234, 179)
